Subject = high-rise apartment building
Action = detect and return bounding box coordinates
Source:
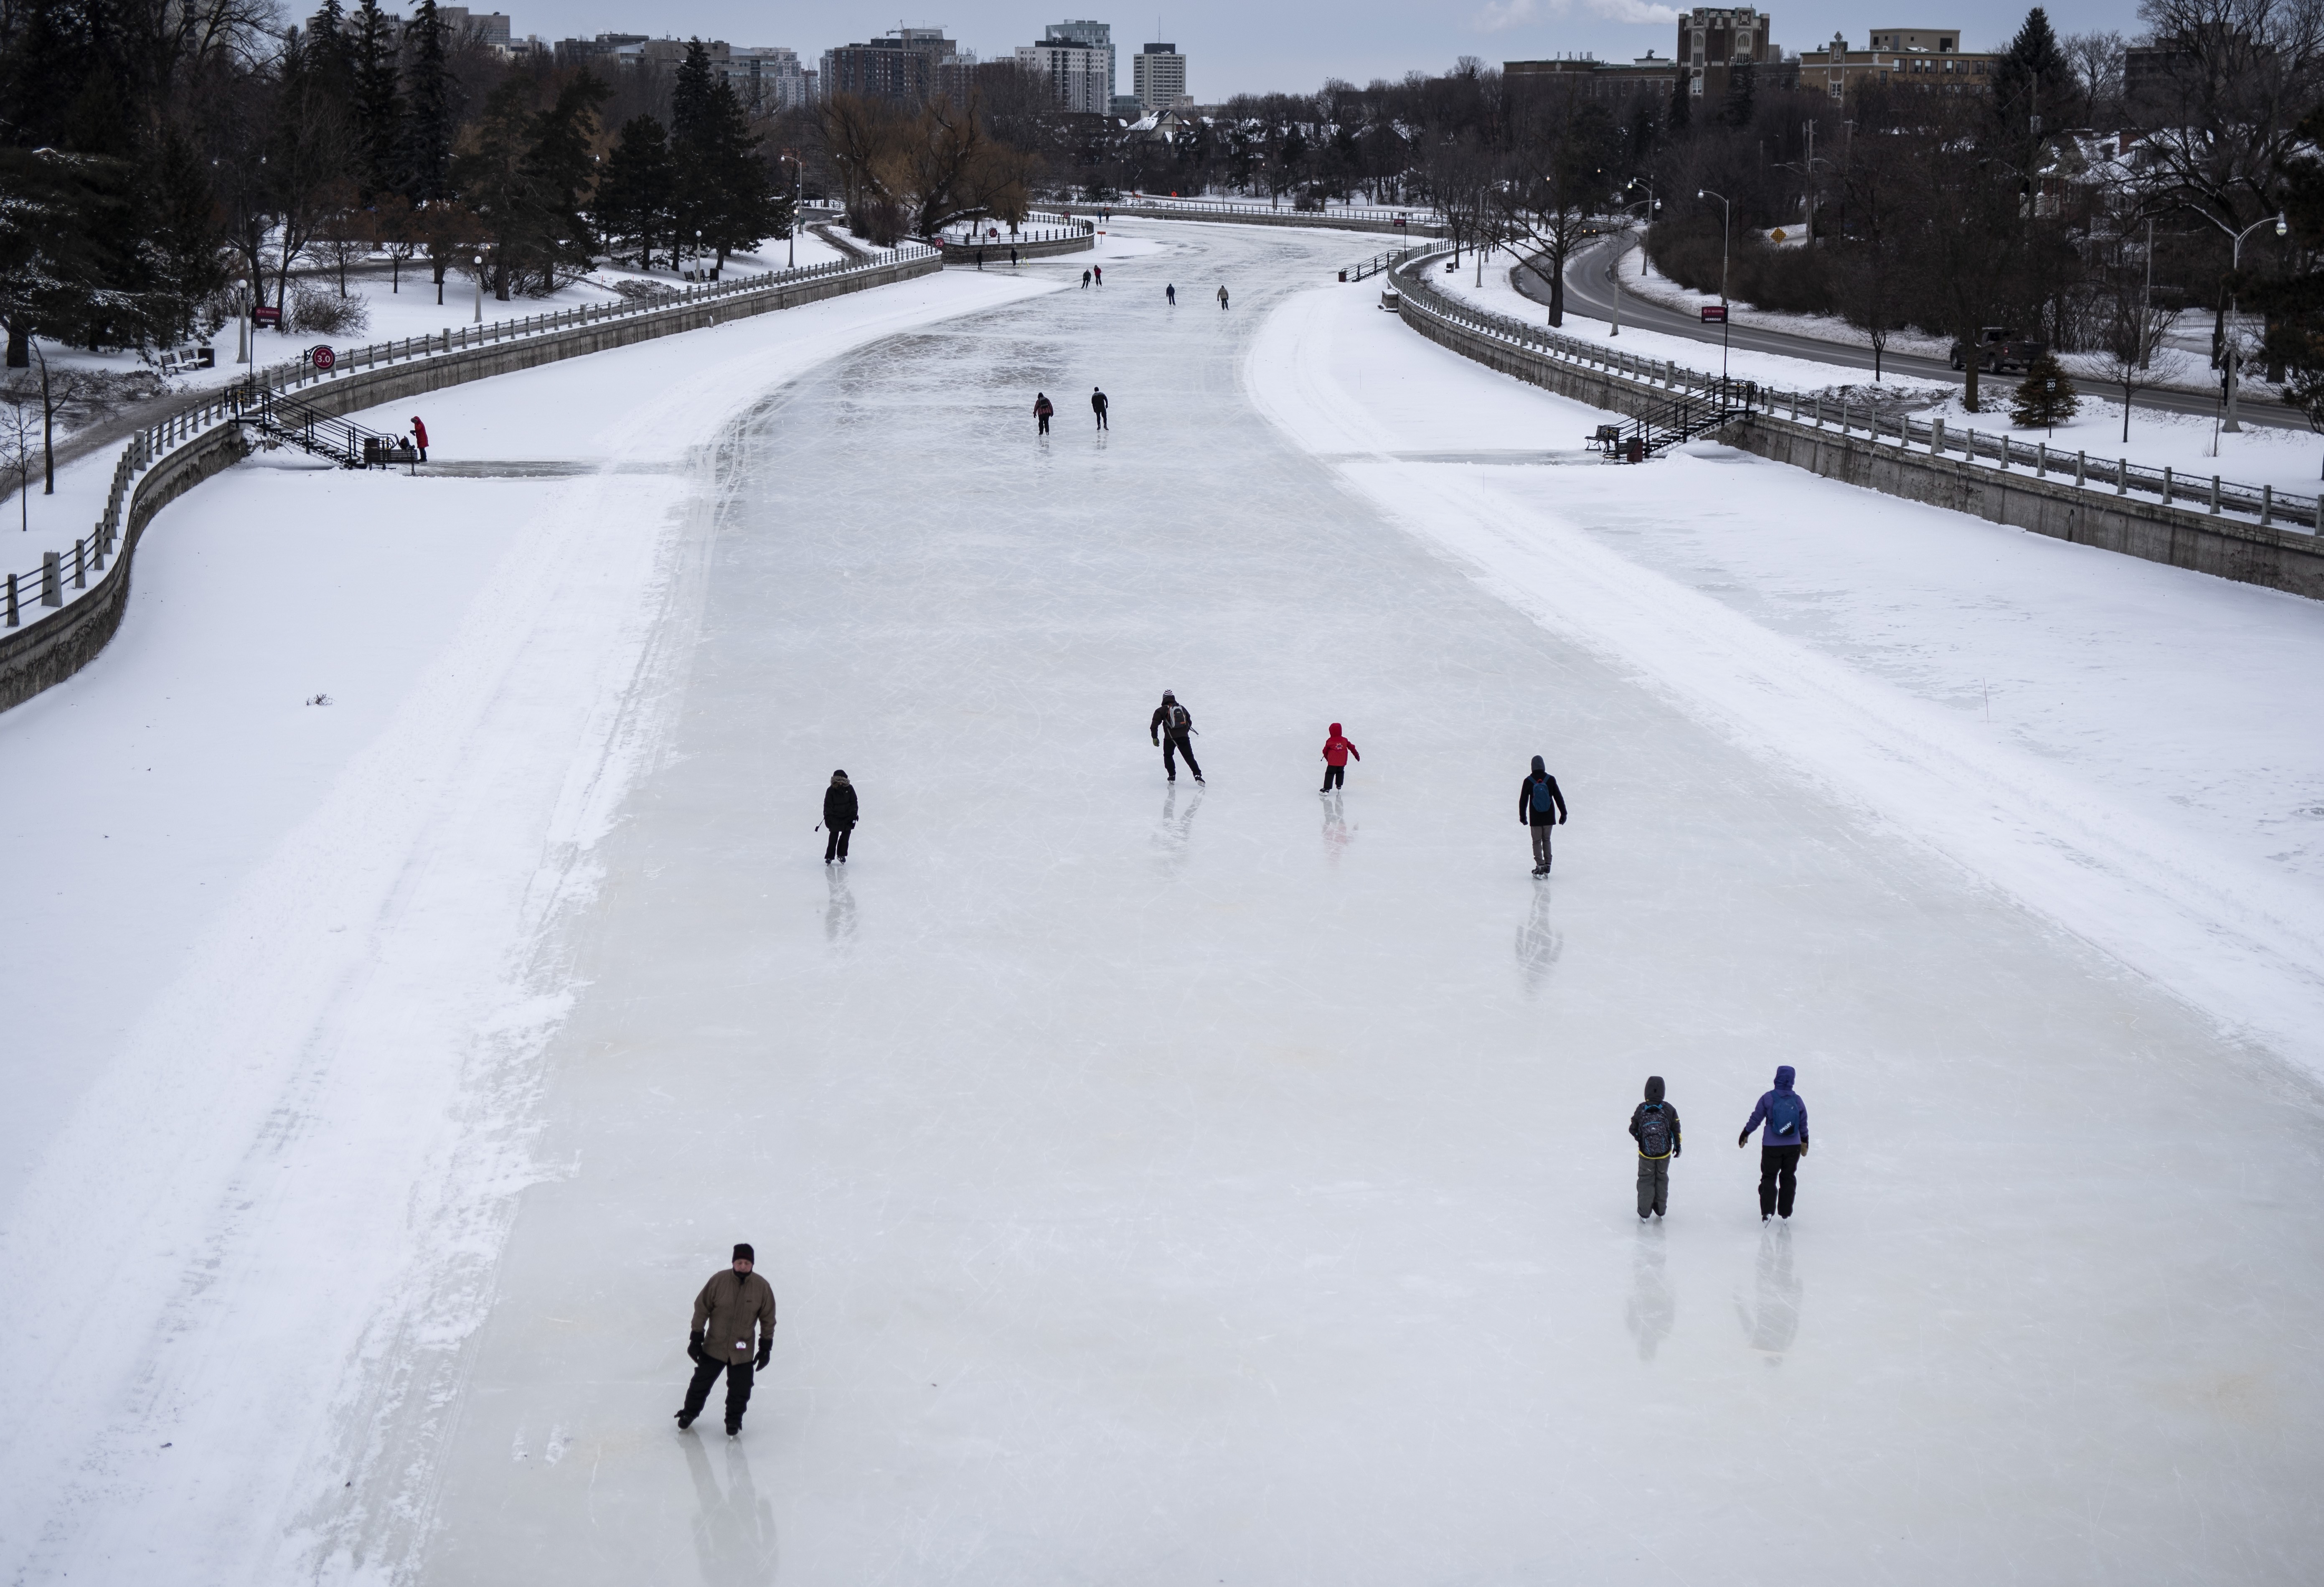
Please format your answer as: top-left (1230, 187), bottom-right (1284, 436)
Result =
top-left (1042, 20), bottom-right (1116, 104)
top-left (1133, 41), bottom-right (1186, 112)
top-left (1015, 37), bottom-right (1111, 114)
top-left (822, 29), bottom-right (960, 104)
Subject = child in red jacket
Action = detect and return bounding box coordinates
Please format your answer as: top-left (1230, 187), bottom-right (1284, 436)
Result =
top-left (1320, 723), bottom-right (1360, 794)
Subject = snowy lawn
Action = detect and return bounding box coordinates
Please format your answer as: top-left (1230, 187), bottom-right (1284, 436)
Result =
top-left (1255, 272), bottom-right (2324, 1072)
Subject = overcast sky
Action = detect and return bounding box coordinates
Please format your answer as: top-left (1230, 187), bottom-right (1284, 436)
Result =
top-left (483, 0), bottom-right (2148, 99)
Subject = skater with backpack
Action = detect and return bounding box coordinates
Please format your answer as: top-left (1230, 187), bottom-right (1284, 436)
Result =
top-left (1149, 690), bottom-right (1203, 784)
top-left (1629, 1076), bottom-right (1682, 1219)
top-left (1034, 392), bottom-right (1053, 435)
top-left (1738, 1065), bottom-right (1810, 1221)
top-left (1517, 755), bottom-right (1567, 875)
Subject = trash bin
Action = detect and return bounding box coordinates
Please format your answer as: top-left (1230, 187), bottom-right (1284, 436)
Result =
top-left (1626, 436), bottom-right (1645, 464)
top-left (1338, 270), bottom-right (1348, 282)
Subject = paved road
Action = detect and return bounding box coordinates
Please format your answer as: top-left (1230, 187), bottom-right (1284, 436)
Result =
top-left (1527, 236), bottom-right (2304, 431)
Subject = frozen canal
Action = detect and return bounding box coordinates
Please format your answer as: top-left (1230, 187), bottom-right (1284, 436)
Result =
top-left (5, 222), bottom-right (2324, 1585)
top-left (414, 226), bottom-right (2324, 1583)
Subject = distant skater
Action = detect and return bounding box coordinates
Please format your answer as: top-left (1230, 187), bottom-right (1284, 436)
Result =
top-left (409, 416), bottom-right (428, 461)
top-left (1010, 246), bottom-right (1018, 267)
top-left (1738, 1066), bottom-right (1810, 1221)
top-left (1082, 268), bottom-right (1092, 288)
top-left (1630, 1076), bottom-right (1681, 1219)
top-left (821, 769), bottom-right (858, 863)
top-left (1034, 392), bottom-right (1053, 435)
top-left (676, 1244), bottom-right (777, 1437)
top-left (1319, 722), bottom-right (1360, 793)
top-left (1092, 386), bottom-right (1110, 430)
top-left (1151, 690), bottom-right (1203, 784)
top-left (975, 246), bottom-right (985, 270)
top-left (1166, 282), bottom-right (1176, 305)
top-left (1217, 283), bottom-right (1230, 310)
top-left (1518, 755), bottom-right (1567, 876)
top-left (1093, 264), bottom-right (1103, 286)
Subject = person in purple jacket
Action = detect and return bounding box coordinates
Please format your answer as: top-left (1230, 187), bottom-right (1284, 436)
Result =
top-left (1737, 1065), bottom-right (1809, 1221)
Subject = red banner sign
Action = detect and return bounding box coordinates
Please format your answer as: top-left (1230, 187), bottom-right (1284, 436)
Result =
top-left (1700, 305), bottom-right (1728, 323)
top-left (252, 305), bottom-right (282, 326)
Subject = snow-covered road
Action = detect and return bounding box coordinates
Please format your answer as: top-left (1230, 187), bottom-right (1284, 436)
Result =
top-left (4, 220), bottom-right (2322, 1586)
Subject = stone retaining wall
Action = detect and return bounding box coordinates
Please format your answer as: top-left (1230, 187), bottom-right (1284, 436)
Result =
top-left (1392, 264), bottom-right (2324, 603)
top-left (0, 251), bottom-right (940, 713)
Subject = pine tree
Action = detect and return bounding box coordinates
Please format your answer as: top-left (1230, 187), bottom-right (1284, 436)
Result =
top-left (349, 0), bottom-right (402, 201)
top-left (1991, 8), bottom-right (2072, 144)
top-left (2011, 350), bottom-right (2079, 428)
top-left (669, 40), bottom-right (778, 271)
top-left (1722, 61), bottom-right (1756, 129)
top-left (305, 0), bottom-right (353, 97)
top-left (396, 0), bottom-right (455, 202)
top-left (594, 115), bottom-right (677, 270)
top-left (1668, 74), bottom-right (1692, 134)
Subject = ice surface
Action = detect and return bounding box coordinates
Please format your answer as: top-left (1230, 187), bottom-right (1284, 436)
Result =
top-left (4, 221), bottom-right (2323, 1586)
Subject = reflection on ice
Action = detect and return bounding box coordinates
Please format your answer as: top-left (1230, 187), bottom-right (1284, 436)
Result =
top-left (683, 1434), bottom-right (780, 1586)
top-left (1152, 782), bottom-right (1203, 871)
top-left (1736, 1223), bottom-right (1803, 1363)
top-left (1320, 789), bottom-right (1353, 864)
top-left (1624, 1221), bottom-right (1676, 1362)
top-left (1514, 885), bottom-right (1561, 996)
top-left (823, 867), bottom-right (856, 947)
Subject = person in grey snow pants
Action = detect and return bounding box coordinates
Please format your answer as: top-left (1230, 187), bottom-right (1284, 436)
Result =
top-left (1629, 1076), bottom-right (1681, 1218)
top-left (1519, 755), bottom-right (1567, 875)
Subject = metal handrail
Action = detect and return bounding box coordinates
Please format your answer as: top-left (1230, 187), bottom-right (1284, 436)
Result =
top-left (1389, 250), bottom-right (2320, 534)
top-left (3, 242), bottom-right (941, 630)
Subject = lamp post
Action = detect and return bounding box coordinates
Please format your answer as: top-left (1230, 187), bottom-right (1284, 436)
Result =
top-left (782, 149), bottom-right (802, 268)
top-left (2204, 209), bottom-right (2288, 433)
top-left (1699, 187), bottom-right (1732, 379)
top-left (472, 253), bottom-right (483, 323)
top-left (1609, 195), bottom-right (1656, 338)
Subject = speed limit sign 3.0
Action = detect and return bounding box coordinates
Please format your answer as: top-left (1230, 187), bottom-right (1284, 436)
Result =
top-left (308, 344), bottom-right (337, 371)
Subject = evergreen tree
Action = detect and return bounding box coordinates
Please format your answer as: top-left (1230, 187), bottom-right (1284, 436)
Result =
top-left (2010, 350), bottom-right (2079, 428)
top-left (396, 0), bottom-right (455, 202)
top-left (306, 0), bottom-right (353, 97)
top-left (670, 40), bottom-right (779, 270)
top-left (1722, 61), bottom-right (1757, 128)
top-left (593, 115), bottom-right (677, 269)
top-left (1668, 74), bottom-right (1692, 134)
top-left (520, 73), bottom-right (612, 285)
top-left (349, 0), bottom-right (403, 201)
top-left (1991, 8), bottom-right (2073, 143)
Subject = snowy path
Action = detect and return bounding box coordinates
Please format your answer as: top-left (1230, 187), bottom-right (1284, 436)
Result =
top-left (3, 221), bottom-right (2322, 1586)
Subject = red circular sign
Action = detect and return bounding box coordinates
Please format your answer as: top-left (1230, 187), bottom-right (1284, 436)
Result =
top-left (309, 345), bottom-right (337, 371)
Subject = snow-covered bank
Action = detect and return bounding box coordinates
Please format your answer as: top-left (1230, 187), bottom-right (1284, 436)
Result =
top-left (0, 264), bottom-right (1059, 1584)
top-left (1254, 275), bottom-right (2324, 1073)
top-left (1434, 247), bottom-right (1951, 397)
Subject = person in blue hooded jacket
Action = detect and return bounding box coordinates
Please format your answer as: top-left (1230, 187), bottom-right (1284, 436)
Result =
top-left (1737, 1066), bottom-right (1809, 1221)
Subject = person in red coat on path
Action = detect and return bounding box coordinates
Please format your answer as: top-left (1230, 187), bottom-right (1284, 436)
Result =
top-left (409, 416), bottom-right (428, 461)
top-left (1319, 722), bottom-right (1360, 794)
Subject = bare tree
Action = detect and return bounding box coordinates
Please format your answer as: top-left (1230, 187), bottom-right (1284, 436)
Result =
top-left (1496, 78), bottom-right (1619, 326)
top-left (2095, 247), bottom-right (2183, 441)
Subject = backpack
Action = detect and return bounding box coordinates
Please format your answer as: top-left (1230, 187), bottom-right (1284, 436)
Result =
top-left (1636, 1101), bottom-right (1673, 1158)
top-left (1166, 704), bottom-right (1190, 735)
top-left (1767, 1091), bottom-right (1803, 1141)
top-left (1529, 776), bottom-right (1556, 814)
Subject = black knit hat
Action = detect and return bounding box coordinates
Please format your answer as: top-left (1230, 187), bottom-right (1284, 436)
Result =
top-left (733, 1243), bottom-right (754, 1263)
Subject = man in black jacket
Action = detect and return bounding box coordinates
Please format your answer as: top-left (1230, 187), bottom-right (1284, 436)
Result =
top-left (1629, 1076), bottom-right (1681, 1219)
top-left (822, 770), bottom-right (858, 863)
top-left (1149, 691), bottom-right (1203, 784)
top-left (1092, 386), bottom-right (1110, 430)
top-left (678, 1243), bottom-right (777, 1437)
top-left (1518, 755), bottom-right (1567, 876)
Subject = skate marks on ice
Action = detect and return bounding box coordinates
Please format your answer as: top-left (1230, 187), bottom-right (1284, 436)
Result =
top-left (1623, 1221), bottom-right (1677, 1362)
top-left (1151, 780), bottom-right (1204, 872)
top-left (1246, 285), bottom-right (2324, 1077)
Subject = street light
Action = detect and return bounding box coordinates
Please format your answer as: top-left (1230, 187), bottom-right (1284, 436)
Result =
top-left (1699, 187), bottom-right (1732, 379)
top-left (472, 253), bottom-right (483, 323)
top-left (1608, 194), bottom-right (1656, 338)
top-left (781, 149), bottom-right (802, 268)
top-left (2204, 209), bottom-right (2288, 433)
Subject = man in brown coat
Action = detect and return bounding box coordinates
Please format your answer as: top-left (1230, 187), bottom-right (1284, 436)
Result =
top-left (676, 1243), bottom-right (778, 1436)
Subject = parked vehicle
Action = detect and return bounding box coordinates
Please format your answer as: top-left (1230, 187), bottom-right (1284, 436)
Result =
top-left (1949, 327), bottom-right (2047, 374)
